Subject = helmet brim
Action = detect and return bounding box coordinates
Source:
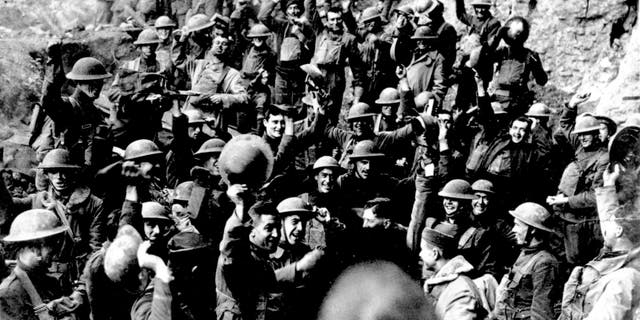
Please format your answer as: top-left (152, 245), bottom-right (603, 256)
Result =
top-left (375, 98), bottom-right (401, 105)
top-left (438, 191), bottom-right (475, 200)
top-left (187, 21), bottom-right (216, 33)
top-left (66, 72), bottom-right (112, 81)
top-left (247, 33), bottom-right (271, 38)
top-left (509, 210), bottom-right (555, 233)
top-left (39, 164), bottom-right (82, 170)
top-left (347, 113), bottom-right (376, 121)
top-left (2, 226), bottom-right (68, 243)
top-left (194, 148), bottom-right (224, 156)
top-left (571, 125), bottom-right (600, 135)
top-left (124, 150), bottom-right (164, 161)
top-left (349, 153), bottom-right (385, 160)
top-left (134, 40), bottom-right (162, 45)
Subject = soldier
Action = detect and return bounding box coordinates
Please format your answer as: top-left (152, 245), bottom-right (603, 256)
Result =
top-left (258, 0), bottom-right (315, 106)
top-left (494, 202), bottom-right (560, 320)
top-left (455, 0), bottom-right (501, 45)
top-left (373, 88), bottom-right (402, 133)
top-left (558, 164), bottom-right (640, 320)
top-left (426, 179), bottom-right (500, 278)
top-left (414, 0), bottom-right (457, 74)
top-left (270, 197), bottom-right (326, 320)
top-left (9, 149), bottom-right (107, 288)
top-left (0, 209), bottom-right (83, 320)
top-left (154, 15), bottom-right (178, 54)
top-left (141, 201), bottom-right (175, 259)
top-left (547, 115), bottom-right (608, 267)
top-left (186, 35), bottom-right (250, 133)
top-left (486, 16), bottom-right (548, 117)
top-left (420, 225), bottom-right (488, 320)
top-left (309, 5), bottom-right (365, 122)
top-left (336, 140), bottom-right (400, 218)
top-left (355, 7), bottom-right (397, 104)
top-left (403, 26), bottom-right (447, 109)
top-left (323, 102), bottom-right (428, 169)
top-left (242, 24), bottom-right (277, 130)
top-left (109, 28), bottom-right (173, 148)
top-left (41, 49), bottom-right (113, 175)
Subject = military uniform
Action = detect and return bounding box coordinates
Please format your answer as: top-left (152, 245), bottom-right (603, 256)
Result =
top-left (0, 267), bottom-right (64, 320)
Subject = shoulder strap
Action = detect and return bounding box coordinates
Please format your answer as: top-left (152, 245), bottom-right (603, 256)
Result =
top-left (519, 250), bottom-right (547, 275)
top-left (458, 226), bottom-right (477, 249)
top-left (13, 267), bottom-right (54, 320)
top-left (215, 66), bottom-right (231, 94)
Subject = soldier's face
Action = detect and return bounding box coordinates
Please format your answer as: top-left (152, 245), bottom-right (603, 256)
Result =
top-left (327, 11), bottom-right (343, 32)
top-left (598, 124), bottom-right (610, 142)
top-left (442, 198), bottom-right (461, 217)
top-left (315, 168), bottom-right (336, 193)
top-left (19, 238), bottom-right (60, 271)
top-left (188, 123), bottom-right (203, 140)
top-left (600, 219), bottom-right (622, 249)
top-left (77, 80), bottom-right (104, 100)
top-left (203, 154), bottom-right (221, 176)
top-left (472, 192), bottom-right (490, 216)
top-left (351, 119), bottom-right (372, 137)
top-left (252, 37), bottom-right (266, 48)
top-left (512, 218), bottom-right (530, 245)
top-left (212, 36), bottom-right (230, 56)
top-left (144, 219), bottom-right (171, 242)
top-left (509, 120), bottom-right (529, 144)
top-left (381, 105), bottom-right (396, 117)
top-left (362, 208), bottom-right (385, 229)
top-left (283, 214), bottom-right (306, 245)
top-left (156, 28), bottom-right (172, 41)
top-left (578, 132), bottom-right (596, 148)
top-left (250, 214), bottom-right (281, 252)
top-left (419, 240), bottom-right (438, 269)
top-left (140, 44), bottom-right (156, 58)
top-left (355, 159), bottom-right (371, 179)
top-left (473, 6), bottom-right (490, 20)
top-left (264, 114), bottom-right (286, 138)
top-left (47, 169), bottom-right (75, 193)
top-left (287, 3), bottom-right (301, 17)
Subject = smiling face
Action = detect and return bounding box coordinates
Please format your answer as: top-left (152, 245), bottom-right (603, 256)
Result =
top-left (472, 192), bottom-right (490, 216)
top-left (578, 132), bottom-right (597, 149)
top-left (252, 37), bottom-right (266, 48)
top-left (156, 28), bottom-right (172, 41)
top-left (315, 168), bottom-right (337, 193)
top-left (251, 214), bottom-right (281, 252)
top-left (264, 113), bottom-right (285, 138)
top-left (509, 119), bottom-right (529, 144)
top-left (355, 159), bottom-right (372, 180)
top-left (282, 214), bottom-right (306, 245)
top-left (442, 198), bottom-right (462, 217)
top-left (327, 11), bottom-right (343, 32)
top-left (286, 3), bottom-right (302, 18)
top-left (351, 119), bottom-right (372, 137)
top-left (473, 6), bottom-right (490, 20)
top-left (143, 219), bottom-right (171, 242)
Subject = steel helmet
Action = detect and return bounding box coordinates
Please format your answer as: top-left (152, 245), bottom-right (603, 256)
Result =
top-left (509, 202), bottom-right (555, 233)
top-left (39, 148), bottom-right (81, 170)
top-left (174, 181), bottom-right (194, 202)
top-left (124, 139), bottom-right (163, 161)
top-left (347, 102), bottom-right (376, 122)
top-left (313, 156), bottom-right (340, 171)
top-left (195, 138), bottom-right (226, 157)
top-left (411, 26), bottom-right (438, 40)
top-left (154, 15), bottom-right (177, 29)
top-left (359, 7), bottom-right (382, 25)
top-left (438, 179), bottom-right (475, 200)
top-left (375, 88), bottom-right (401, 105)
top-left (185, 14), bottom-right (215, 33)
top-left (134, 28), bottom-right (162, 45)
top-left (471, 0), bottom-right (492, 6)
top-left (218, 134), bottom-right (274, 187)
top-left (184, 109), bottom-right (206, 125)
top-left (471, 179), bottom-right (495, 194)
top-left (66, 57), bottom-right (112, 81)
top-left (3, 209), bottom-right (68, 242)
top-left (525, 103), bottom-right (552, 118)
top-left (277, 197), bottom-right (313, 218)
top-left (572, 114), bottom-right (600, 135)
top-left (594, 115), bottom-right (617, 136)
top-left (349, 140), bottom-right (385, 160)
top-left (504, 16), bottom-right (530, 45)
top-left (247, 24), bottom-right (271, 38)
top-left (394, 5), bottom-right (414, 17)
top-left (142, 201), bottom-right (171, 221)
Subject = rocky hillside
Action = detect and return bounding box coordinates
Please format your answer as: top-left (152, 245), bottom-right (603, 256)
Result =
top-left (0, 0), bottom-right (638, 129)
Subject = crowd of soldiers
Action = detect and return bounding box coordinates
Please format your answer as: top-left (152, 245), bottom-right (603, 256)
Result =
top-left (1, 0), bottom-right (640, 319)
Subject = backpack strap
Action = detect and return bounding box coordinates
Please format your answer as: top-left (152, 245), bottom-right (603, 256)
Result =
top-left (458, 226), bottom-right (477, 249)
top-left (14, 267), bottom-right (55, 320)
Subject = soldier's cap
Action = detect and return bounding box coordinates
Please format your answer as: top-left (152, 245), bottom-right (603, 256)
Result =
top-left (594, 115), bottom-right (617, 136)
top-left (218, 134), bottom-right (274, 187)
top-left (168, 231), bottom-right (210, 258)
top-left (212, 14), bottom-right (230, 29)
top-left (277, 197), bottom-right (314, 219)
top-left (421, 224), bottom-right (456, 253)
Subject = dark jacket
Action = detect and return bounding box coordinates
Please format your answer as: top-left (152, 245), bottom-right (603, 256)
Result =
top-left (0, 267), bottom-right (65, 320)
top-left (406, 50), bottom-right (447, 106)
top-left (215, 213), bottom-right (278, 320)
top-left (494, 246), bottom-right (560, 320)
top-left (130, 278), bottom-right (173, 320)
